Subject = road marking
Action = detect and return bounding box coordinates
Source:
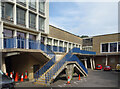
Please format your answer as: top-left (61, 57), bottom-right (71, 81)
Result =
top-left (58, 85), bottom-right (62, 87)
top-left (74, 82), bottom-right (78, 84)
top-left (64, 84), bottom-right (66, 86)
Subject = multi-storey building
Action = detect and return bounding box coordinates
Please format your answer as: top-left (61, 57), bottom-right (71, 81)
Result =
top-left (0, 0), bottom-right (84, 80)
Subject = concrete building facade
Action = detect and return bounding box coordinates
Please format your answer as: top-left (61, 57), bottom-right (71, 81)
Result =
top-left (92, 33), bottom-right (120, 69)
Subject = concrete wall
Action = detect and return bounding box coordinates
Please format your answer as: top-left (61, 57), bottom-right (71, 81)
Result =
top-left (95, 55), bottom-right (120, 69)
top-left (49, 25), bottom-right (82, 44)
top-left (5, 53), bottom-right (46, 80)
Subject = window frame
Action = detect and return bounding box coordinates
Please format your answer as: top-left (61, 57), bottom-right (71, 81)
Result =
top-left (101, 42), bottom-right (120, 53)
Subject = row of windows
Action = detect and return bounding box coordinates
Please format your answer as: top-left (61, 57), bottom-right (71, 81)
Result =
top-left (42, 37), bottom-right (81, 48)
top-left (16, 0), bottom-right (45, 14)
top-left (82, 46), bottom-right (92, 51)
top-left (3, 29), bottom-right (81, 49)
top-left (101, 42), bottom-right (120, 53)
top-left (2, 2), bottom-right (45, 31)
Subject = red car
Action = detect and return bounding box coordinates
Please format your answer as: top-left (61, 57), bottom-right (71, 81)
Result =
top-left (96, 64), bottom-right (102, 70)
top-left (104, 65), bottom-right (112, 71)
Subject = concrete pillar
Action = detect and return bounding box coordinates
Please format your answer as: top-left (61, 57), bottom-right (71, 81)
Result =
top-left (44, 37), bottom-right (47, 52)
top-left (51, 38), bottom-right (54, 51)
top-left (13, 2), bottom-right (16, 25)
top-left (84, 60), bottom-right (87, 69)
top-left (66, 64), bottom-right (74, 80)
top-left (26, 33), bottom-right (29, 49)
top-left (0, 22), bottom-right (3, 49)
top-left (90, 58), bottom-right (93, 70)
top-left (105, 56), bottom-right (108, 66)
top-left (67, 42), bottom-right (69, 52)
top-left (57, 40), bottom-right (59, 52)
top-left (13, 30), bottom-right (17, 48)
top-left (36, 15), bottom-right (39, 31)
top-left (92, 58), bottom-right (95, 69)
top-left (26, 0), bottom-right (29, 28)
top-left (2, 57), bottom-right (6, 73)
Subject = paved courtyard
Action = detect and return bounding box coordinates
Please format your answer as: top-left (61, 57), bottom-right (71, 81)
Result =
top-left (15, 70), bottom-right (119, 88)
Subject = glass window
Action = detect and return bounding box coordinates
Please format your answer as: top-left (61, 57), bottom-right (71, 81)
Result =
top-left (39, 17), bottom-right (45, 31)
top-left (2, 2), bottom-right (13, 21)
top-left (110, 43), bottom-right (117, 52)
top-left (17, 32), bottom-right (26, 39)
top-left (41, 36), bottom-right (45, 44)
top-left (17, 0), bottom-right (26, 6)
top-left (29, 34), bottom-right (36, 40)
top-left (53, 40), bottom-right (58, 46)
top-left (102, 43), bottom-right (108, 52)
top-left (29, 12), bottom-right (36, 29)
top-left (39, 0), bottom-right (45, 14)
top-left (118, 42), bottom-right (120, 52)
top-left (29, 0), bottom-right (36, 10)
top-left (64, 42), bottom-right (67, 47)
top-left (3, 29), bottom-right (13, 37)
top-left (47, 38), bottom-right (52, 45)
top-left (59, 41), bottom-right (63, 47)
top-left (17, 7), bottom-right (26, 25)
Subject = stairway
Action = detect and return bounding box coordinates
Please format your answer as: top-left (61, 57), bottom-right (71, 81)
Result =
top-left (34, 48), bottom-right (96, 85)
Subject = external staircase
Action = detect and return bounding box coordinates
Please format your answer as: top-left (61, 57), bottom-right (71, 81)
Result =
top-left (34, 48), bottom-right (96, 85)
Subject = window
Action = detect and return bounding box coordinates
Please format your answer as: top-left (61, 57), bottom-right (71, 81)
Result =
top-left (47, 38), bottom-right (52, 45)
top-left (39, 0), bottom-right (45, 15)
top-left (17, 32), bottom-right (26, 49)
top-left (118, 42), bottom-right (120, 52)
top-left (102, 43), bottom-right (108, 52)
top-left (2, 2), bottom-right (13, 21)
top-left (17, 7), bottom-right (26, 26)
top-left (110, 43), bottom-right (117, 52)
top-left (29, 0), bottom-right (36, 10)
top-left (41, 36), bottom-right (45, 44)
top-left (39, 17), bottom-right (45, 31)
top-left (53, 40), bottom-right (58, 46)
top-left (17, 0), bottom-right (26, 6)
top-left (29, 34), bottom-right (36, 49)
top-left (59, 41), bottom-right (63, 47)
top-left (3, 29), bottom-right (13, 38)
top-left (29, 12), bottom-right (36, 29)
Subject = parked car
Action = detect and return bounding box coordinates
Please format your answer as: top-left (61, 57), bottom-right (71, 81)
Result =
top-left (96, 64), bottom-right (102, 70)
top-left (0, 70), bottom-right (14, 89)
top-left (104, 65), bottom-right (112, 71)
top-left (116, 64), bottom-right (120, 71)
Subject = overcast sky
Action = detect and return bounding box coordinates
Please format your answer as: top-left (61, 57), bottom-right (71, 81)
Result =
top-left (49, 1), bottom-right (118, 36)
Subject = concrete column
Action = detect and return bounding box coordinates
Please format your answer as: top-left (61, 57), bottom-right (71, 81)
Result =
top-left (13, 2), bottom-right (16, 25)
top-left (66, 64), bottom-right (74, 80)
top-left (51, 38), bottom-right (54, 51)
top-left (57, 40), bottom-right (59, 52)
top-left (105, 56), bottom-right (108, 66)
top-left (84, 60), bottom-right (87, 69)
top-left (0, 22), bottom-right (3, 49)
top-left (2, 57), bottom-right (6, 73)
top-left (0, 1), bottom-right (2, 21)
top-left (44, 37), bottom-right (47, 52)
top-left (13, 30), bottom-right (17, 48)
top-left (36, 15), bottom-right (39, 31)
top-left (26, 10), bottom-right (29, 28)
top-left (90, 58), bottom-right (93, 70)
top-left (26, 33), bottom-right (29, 49)
top-left (92, 58), bottom-right (95, 69)
top-left (63, 41), bottom-right (65, 52)
top-left (67, 42), bottom-right (69, 52)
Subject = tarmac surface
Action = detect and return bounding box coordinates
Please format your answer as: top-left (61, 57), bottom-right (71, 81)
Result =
top-left (15, 70), bottom-right (119, 88)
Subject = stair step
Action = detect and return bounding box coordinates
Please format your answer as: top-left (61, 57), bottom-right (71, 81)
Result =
top-left (36, 80), bottom-right (45, 83)
top-left (34, 82), bottom-right (47, 86)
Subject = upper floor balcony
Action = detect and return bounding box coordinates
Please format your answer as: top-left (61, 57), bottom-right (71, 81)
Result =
top-left (1, 37), bottom-right (66, 53)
